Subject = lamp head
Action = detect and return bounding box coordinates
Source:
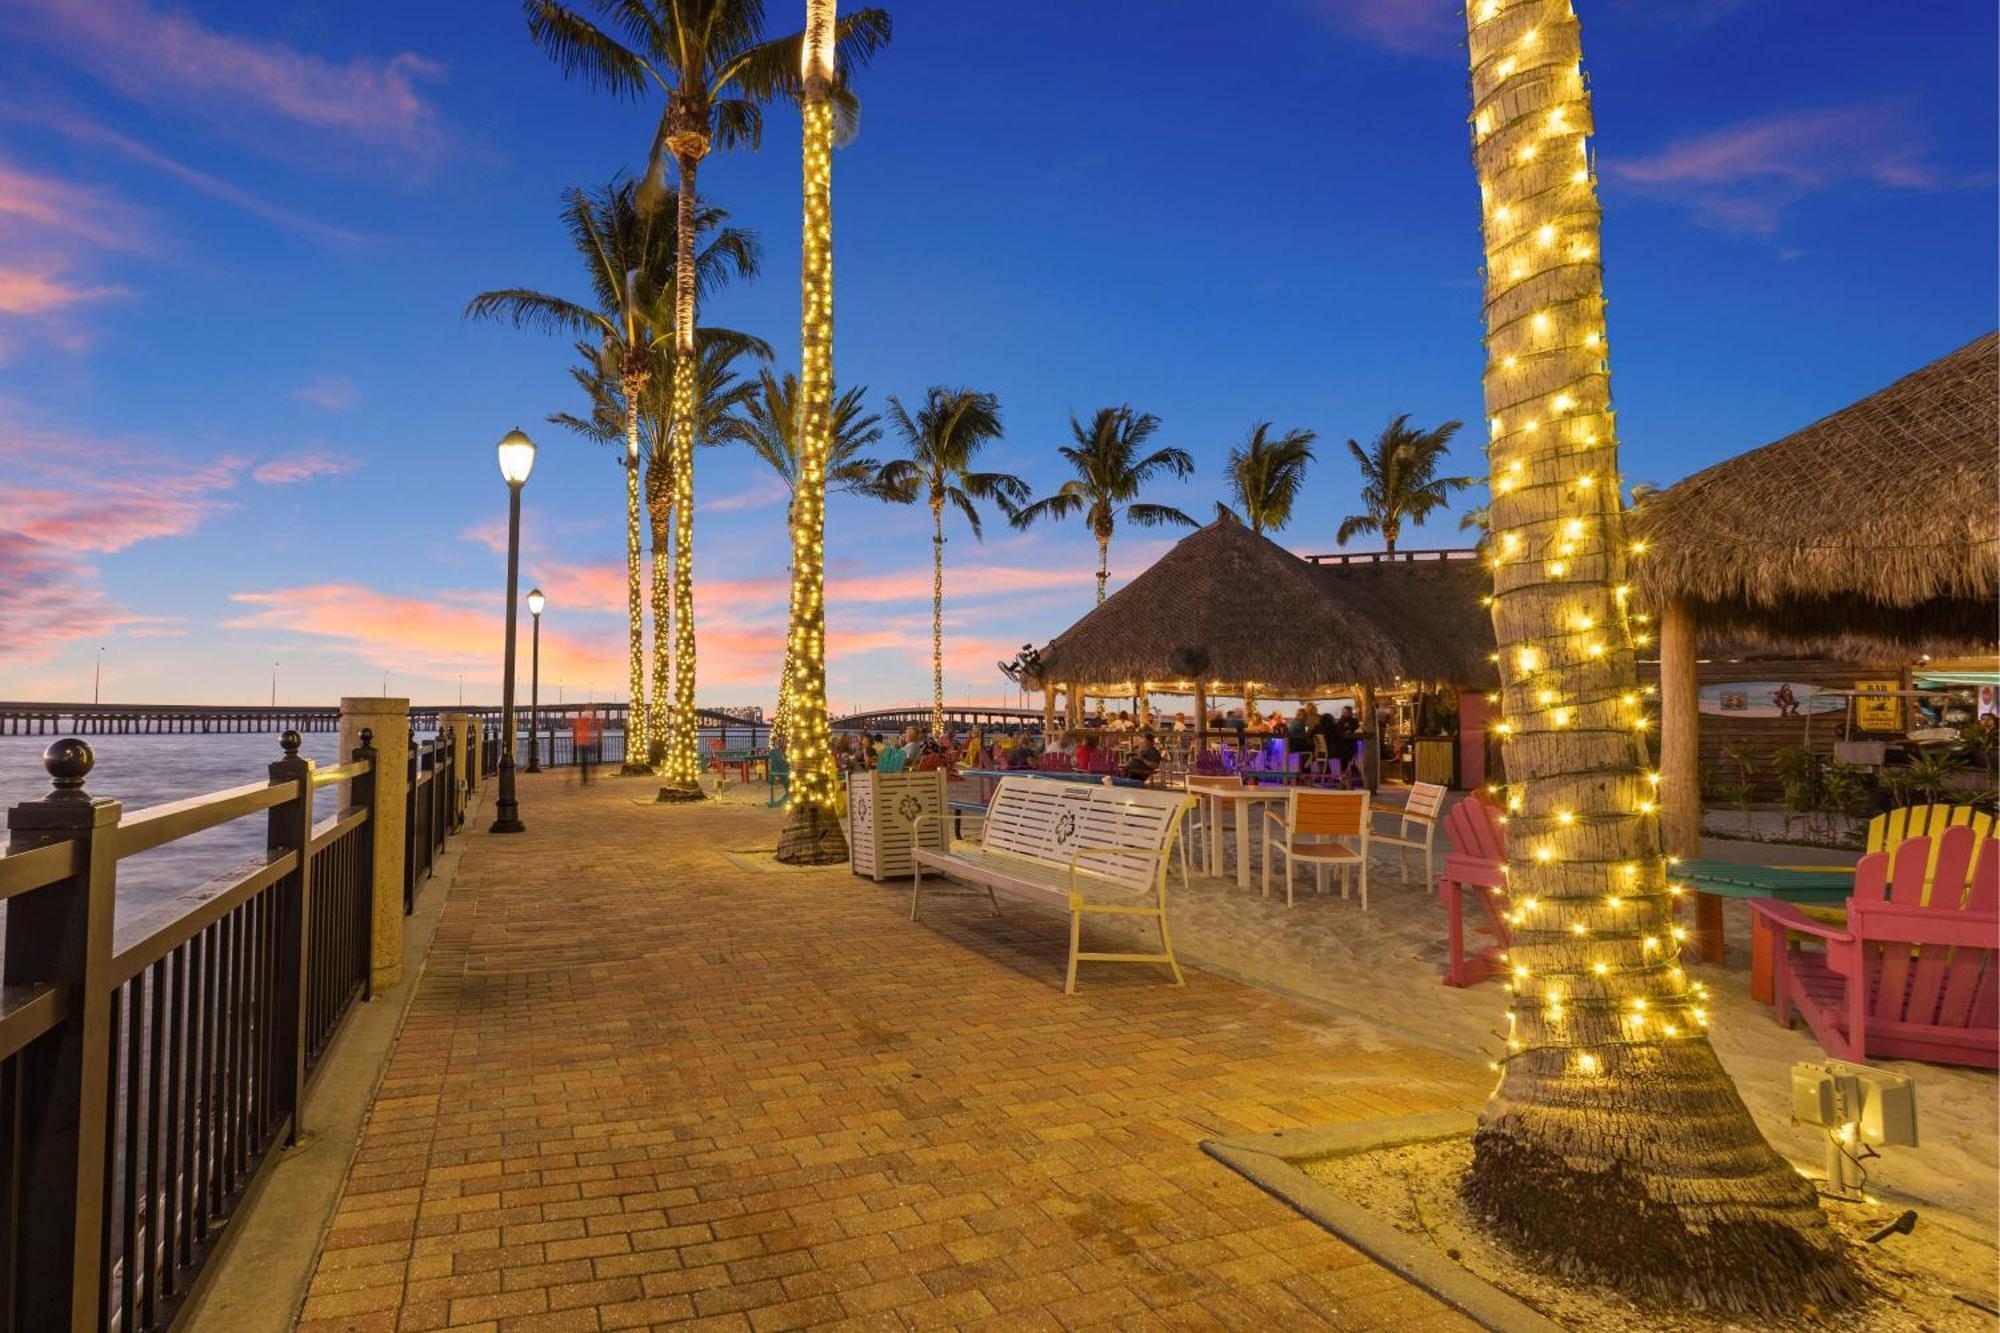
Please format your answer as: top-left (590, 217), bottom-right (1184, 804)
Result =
top-left (527, 587), bottom-right (546, 617)
top-left (496, 428), bottom-right (537, 486)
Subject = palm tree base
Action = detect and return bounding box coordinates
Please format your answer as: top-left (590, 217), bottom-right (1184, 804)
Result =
top-left (775, 801), bottom-right (847, 864)
top-left (1463, 1125), bottom-right (1861, 1315)
top-left (618, 761), bottom-right (655, 778)
top-left (653, 779), bottom-right (707, 803)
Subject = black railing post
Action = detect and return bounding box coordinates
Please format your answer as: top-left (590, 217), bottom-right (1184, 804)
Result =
top-left (404, 730), bottom-right (418, 912)
top-left (267, 729), bottom-right (314, 1145)
top-left (351, 729), bottom-right (379, 1001)
top-left (4, 739), bottom-right (119, 1333)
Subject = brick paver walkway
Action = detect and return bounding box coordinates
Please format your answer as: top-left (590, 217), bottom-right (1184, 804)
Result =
top-left (297, 774), bottom-right (1489, 1332)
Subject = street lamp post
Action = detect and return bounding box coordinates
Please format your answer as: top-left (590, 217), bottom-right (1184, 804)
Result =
top-left (525, 587), bottom-right (546, 773)
top-left (93, 646), bottom-right (104, 704)
top-left (491, 428), bottom-right (537, 833)
top-left (271, 661), bottom-right (279, 708)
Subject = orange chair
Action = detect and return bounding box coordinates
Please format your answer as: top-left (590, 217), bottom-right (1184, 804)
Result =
top-left (1263, 790), bottom-right (1371, 908)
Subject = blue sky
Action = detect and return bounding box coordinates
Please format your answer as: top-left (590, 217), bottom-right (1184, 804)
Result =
top-left (0, 0), bottom-right (1993, 712)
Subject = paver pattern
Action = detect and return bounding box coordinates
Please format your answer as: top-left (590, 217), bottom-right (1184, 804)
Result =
top-left (297, 774), bottom-right (1490, 1332)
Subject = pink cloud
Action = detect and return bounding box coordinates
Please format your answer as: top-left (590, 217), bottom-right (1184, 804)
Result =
top-left (0, 531), bottom-right (169, 662)
top-left (1295, 0), bottom-right (1458, 55)
top-left (0, 264), bottom-right (121, 315)
top-left (252, 449), bottom-right (359, 485)
top-left (0, 99), bottom-right (369, 245)
top-left (1611, 105), bottom-right (1956, 232)
top-left (700, 475), bottom-right (789, 513)
top-left (292, 375), bottom-right (362, 412)
top-left (7, 0), bottom-right (449, 159)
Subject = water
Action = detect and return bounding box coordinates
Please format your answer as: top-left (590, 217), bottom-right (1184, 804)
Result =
top-left (1, 730), bottom-right (353, 924)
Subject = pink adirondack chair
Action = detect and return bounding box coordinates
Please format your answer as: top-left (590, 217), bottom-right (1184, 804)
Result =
top-left (1750, 826), bottom-right (1999, 1068)
top-left (1438, 795), bottom-right (1513, 987)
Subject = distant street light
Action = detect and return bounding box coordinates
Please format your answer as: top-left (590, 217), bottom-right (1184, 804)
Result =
top-left (93, 645), bottom-right (104, 705)
top-left (271, 661), bottom-right (279, 708)
top-left (491, 428), bottom-right (537, 833)
top-left (525, 587), bottom-right (546, 773)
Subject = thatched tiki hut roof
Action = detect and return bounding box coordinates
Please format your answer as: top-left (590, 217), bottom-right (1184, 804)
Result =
top-left (1633, 330), bottom-right (1999, 651)
top-left (1636, 331), bottom-right (1999, 862)
top-left (1034, 522), bottom-right (1400, 695)
top-left (1032, 521), bottom-right (1498, 696)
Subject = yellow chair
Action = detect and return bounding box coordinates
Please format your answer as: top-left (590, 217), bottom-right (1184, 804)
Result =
top-left (1868, 804), bottom-right (1995, 905)
top-left (1262, 789), bottom-right (1370, 909)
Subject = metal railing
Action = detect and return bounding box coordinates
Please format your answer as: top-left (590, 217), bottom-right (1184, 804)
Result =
top-left (0, 724), bottom-right (458, 1332)
top-left (403, 730), bottom-right (457, 912)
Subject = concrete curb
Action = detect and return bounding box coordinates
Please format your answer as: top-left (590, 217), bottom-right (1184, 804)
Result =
top-left (183, 792), bottom-right (478, 1332)
top-left (1201, 1111), bottom-right (1564, 1333)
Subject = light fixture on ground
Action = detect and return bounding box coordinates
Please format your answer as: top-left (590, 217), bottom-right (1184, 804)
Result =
top-left (525, 586), bottom-right (546, 774)
top-left (491, 428), bottom-right (536, 833)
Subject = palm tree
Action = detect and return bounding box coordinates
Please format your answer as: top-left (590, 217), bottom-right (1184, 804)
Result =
top-left (524, 0), bottom-right (891, 800)
top-left (1336, 414), bottom-right (1474, 553)
top-left (1216, 421), bottom-right (1317, 535)
top-left (720, 369), bottom-right (906, 750)
top-left (1012, 407), bottom-right (1196, 604)
top-left (1459, 0), bottom-right (1854, 1311)
top-left (877, 388), bottom-right (1025, 737)
top-left (467, 179), bottom-right (756, 774)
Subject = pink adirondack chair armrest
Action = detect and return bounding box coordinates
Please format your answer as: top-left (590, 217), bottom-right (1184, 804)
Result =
top-left (1747, 897), bottom-right (1853, 942)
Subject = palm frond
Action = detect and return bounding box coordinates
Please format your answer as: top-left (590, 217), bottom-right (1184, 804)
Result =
top-left (1125, 503), bottom-right (1197, 529)
top-left (523, 0), bottom-right (653, 98)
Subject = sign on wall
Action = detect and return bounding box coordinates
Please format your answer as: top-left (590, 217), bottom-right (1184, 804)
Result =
top-left (1696, 682), bottom-right (1844, 719)
top-left (1853, 681), bottom-right (1904, 732)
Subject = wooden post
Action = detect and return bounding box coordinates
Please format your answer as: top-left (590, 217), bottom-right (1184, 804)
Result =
top-left (1358, 683), bottom-right (1380, 790)
top-left (339, 698), bottom-right (409, 993)
top-left (5, 739), bottom-right (119, 1332)
top-left (1193, 680), bottom-right (1208, 750)
top-left (1658, 600), bottom-right (1702, 860)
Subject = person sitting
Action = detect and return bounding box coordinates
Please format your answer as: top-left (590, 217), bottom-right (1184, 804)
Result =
top-left (1288, 708), bottom-right (1311, 751)
top-left (1072, 730), bottom-right (1107, 772)
top-left (1123, 730), bottom-right (1163, 782)
top-left (898, 725), bottom-right (925, 764)
top-left (1007, 735), bottom-right (1038, 769)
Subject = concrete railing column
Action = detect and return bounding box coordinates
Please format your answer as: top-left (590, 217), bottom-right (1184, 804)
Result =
top-left (340, 697), bottom-right (410, 992)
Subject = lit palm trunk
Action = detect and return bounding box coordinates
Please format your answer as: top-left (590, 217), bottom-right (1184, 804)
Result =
top-left (1463, 0), bottom-right (1853, 1310)
top-left (621, 396), bottom-right (650, 774)
top-left (930, 496), bottom-right (945, 737)
top-left (656, 131), bottom-right (708, 801)
top-left (776, 0), bottom-right (846, 863)
top-left (648, 456), bottom-right (672, 766)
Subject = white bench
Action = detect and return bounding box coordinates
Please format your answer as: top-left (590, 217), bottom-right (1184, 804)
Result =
top-left (911, 776), bottom-right (1193, 994)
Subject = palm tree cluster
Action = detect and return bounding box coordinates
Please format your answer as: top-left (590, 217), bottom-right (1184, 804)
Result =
top-left (472, 3), bottom-right (1478, 791)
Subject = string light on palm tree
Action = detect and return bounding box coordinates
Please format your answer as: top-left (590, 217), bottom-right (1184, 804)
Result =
top-left (722, 368), bottom-right (906, 748)
top-left (1337, 413), bottom-right (1475, 553)
top-left (877, 389), bottom-right (1025, 738)
top-left (1216, 421), bottom-right (1317, 534)
top-left (524, 0), bottom-right (890, 801)
top-left (1012, 406), bottom-right (1196, 604)
top-left (467, 179), bottom-right (760, 778)
top-left (1459, 0), bottom-right (1855, 1310)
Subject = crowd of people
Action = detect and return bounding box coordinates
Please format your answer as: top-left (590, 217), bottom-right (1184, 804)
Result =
top-left (822, 701), bottom-right (1366, 788)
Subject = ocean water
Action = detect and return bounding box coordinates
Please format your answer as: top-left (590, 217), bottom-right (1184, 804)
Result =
top-left (0, 731), bottom-right (356, 922)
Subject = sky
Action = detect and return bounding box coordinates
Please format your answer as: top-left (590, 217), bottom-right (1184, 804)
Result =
top-left (0, 0), bottom-right (1993, 714)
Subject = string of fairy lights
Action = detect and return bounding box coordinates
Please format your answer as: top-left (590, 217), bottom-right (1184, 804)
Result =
top-left (1469, 0), bottom-right (1702, 1080)
top-left (661, 338), bottom-right (704, 793)
top-left (782, 29), bottom-right (841, 821)
top-left (622, 391), bottom-right (649, 765)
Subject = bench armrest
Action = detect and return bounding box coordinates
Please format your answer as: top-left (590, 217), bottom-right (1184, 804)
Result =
top-left (1747, 897), bottom-right (1852, 942)
top-left (910, 811), bottom-right (951, 848)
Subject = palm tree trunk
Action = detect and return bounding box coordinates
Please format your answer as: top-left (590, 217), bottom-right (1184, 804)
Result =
top-left (619, 394), bottom-right (650, 775)
top-left (657, 148), bottom-right (707, 802)
top-left (650, 510), bottom-right (671, 767)
top-left (1095, 535), bottom-right (1109, 605)
top-left (770, 499), bottom-right (799, 753)
top-left (930, 497), bottom-right (945, 739)
top-left (1383, 521), bottom-right (1398, 555)
top-left (1461, 2), bottom-right (1853, 1312)
top-left (777, 30), bottom-right (846, 863)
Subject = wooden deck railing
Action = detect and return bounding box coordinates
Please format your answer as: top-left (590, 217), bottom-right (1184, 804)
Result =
top-left (0, 724), bottom-right (473, 1332)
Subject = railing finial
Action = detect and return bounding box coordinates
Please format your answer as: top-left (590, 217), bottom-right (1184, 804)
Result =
top-left (280, 728), bottom-right (302, 756)
top-left (360, 726), bottom-right (373, 749)
top-left (43, 736), bottom-right (94, 800)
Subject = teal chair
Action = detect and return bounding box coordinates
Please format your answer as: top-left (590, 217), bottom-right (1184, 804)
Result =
top-left (766, 749), bottom-right (791, 806)
top-left (877, 747), bottom-right (907, 774)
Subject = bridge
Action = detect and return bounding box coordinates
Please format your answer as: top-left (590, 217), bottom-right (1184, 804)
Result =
top-left (831, 705), bottom-right (1042, 734)
top-left (0, 701), bottom-right (767, 744)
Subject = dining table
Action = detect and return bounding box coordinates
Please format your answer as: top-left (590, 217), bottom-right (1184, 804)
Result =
top-left (1187, 780), bottom-right (1293, 890)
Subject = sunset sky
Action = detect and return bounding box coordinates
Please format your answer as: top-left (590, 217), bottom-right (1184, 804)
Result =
top-left (1, 0), bottom-right (1993, 713)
